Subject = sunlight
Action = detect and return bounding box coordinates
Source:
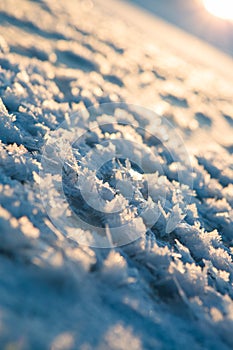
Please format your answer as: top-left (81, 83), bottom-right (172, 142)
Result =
top-left (203, 0), bottom-right (233, 20)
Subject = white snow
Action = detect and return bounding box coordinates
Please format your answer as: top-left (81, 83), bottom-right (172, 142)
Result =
top-left (0, 0), bottom-right (233, 349)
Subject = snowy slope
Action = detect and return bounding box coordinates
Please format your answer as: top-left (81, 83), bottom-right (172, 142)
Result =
top-left (0, 0), bottom-right (233, 349)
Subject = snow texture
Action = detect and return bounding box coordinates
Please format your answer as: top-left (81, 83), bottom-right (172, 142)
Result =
top-left (0, 0), bottom-right (233, 349)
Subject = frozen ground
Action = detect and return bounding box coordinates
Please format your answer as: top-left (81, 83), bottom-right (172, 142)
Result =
top-left (0, 0), bottom-right (233, 349)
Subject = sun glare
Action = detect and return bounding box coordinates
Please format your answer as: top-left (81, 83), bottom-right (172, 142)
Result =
top-left (203, 0), bottom-right (233, 20)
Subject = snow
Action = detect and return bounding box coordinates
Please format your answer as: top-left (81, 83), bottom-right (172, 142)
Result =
top-left (0, 0), bottom-right (233, 349)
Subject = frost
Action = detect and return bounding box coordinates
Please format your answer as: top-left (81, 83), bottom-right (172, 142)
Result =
top-left (0, 0), bottom-right (233, 348)
top-left (141, 197), bottom-right (160, 227)
top-left (165, 204), bottom-right (186, 233)
top-left (101, 251), bottom-right (128, 285)
top-left (0, 97), bottom-right (8, 115)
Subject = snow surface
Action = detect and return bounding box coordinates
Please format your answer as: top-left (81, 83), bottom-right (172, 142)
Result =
top-left (0, 0), bottom-right (233, 349)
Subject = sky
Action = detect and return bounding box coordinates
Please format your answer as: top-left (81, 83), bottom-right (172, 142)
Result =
top-left (127, 0), bottom-right (233, 56)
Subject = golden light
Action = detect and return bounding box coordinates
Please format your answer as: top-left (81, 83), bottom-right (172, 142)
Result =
top-left (203, 0), bottom-right (233, 20)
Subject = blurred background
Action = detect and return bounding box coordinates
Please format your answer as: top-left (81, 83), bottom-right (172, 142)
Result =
top-left (127, 0), bottom-right (233, 57)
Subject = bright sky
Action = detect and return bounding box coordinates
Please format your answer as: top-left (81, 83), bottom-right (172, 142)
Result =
top-left (203, 0), bottom-right (233, 20)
